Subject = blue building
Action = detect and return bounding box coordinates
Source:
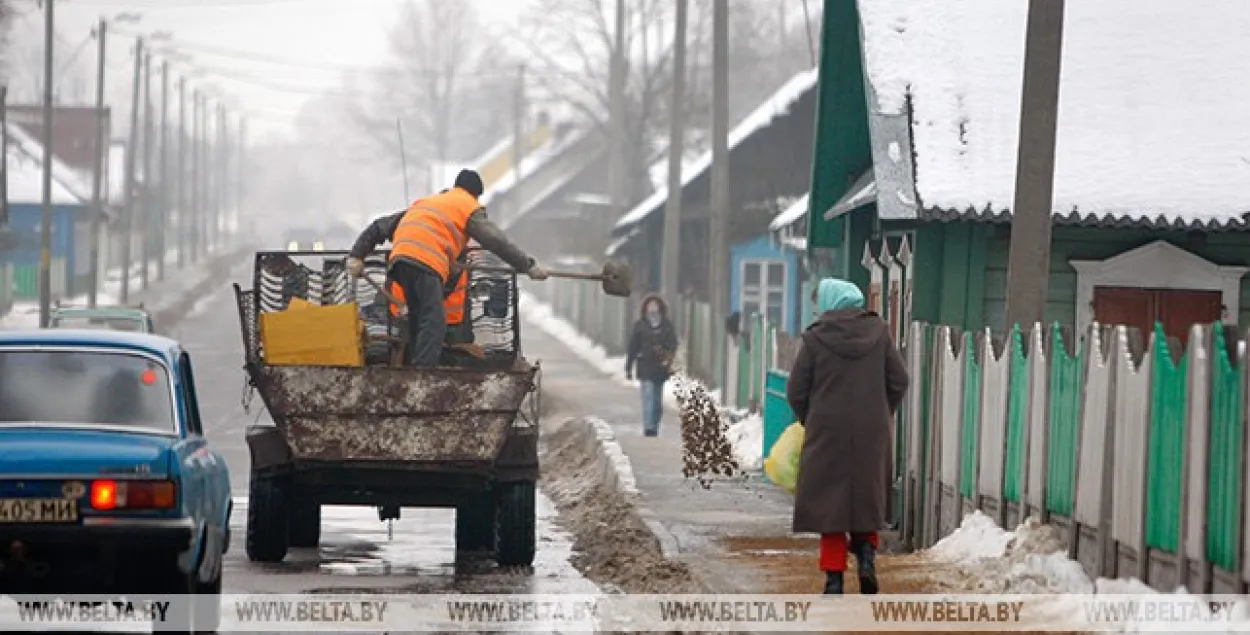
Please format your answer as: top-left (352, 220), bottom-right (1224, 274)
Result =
top-left (3, 123), bottom-right (92, 300)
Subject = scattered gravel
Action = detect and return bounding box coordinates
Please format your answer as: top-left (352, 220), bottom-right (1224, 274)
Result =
top-left (673, 376), bottom-right (741, 489)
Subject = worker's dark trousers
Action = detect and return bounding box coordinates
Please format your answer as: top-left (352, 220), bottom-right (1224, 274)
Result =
top-left (389, 260), bottom-right (447, 367)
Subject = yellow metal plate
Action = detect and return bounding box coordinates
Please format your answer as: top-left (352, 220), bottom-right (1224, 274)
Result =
top-left (0, 498), bottom-right (78, 523)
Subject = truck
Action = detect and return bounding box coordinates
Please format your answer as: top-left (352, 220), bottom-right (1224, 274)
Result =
top-left (232, 249), bottom-right (541, 567)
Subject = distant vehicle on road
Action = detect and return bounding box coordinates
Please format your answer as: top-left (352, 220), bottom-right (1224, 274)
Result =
top-left (0, 329), bottom-right (231, 631)
top-left (284, 227), bottom-right (325, 252)
top-left (48, 306), bottom-right (155, 334)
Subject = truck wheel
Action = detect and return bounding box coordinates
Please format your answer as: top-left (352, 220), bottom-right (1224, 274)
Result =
top-left (245, 474), bottom-right (289, 563)
top-left (289, 500), bottom-right (321, 548)
top-left (495, 481), bottom-right (536, 567)
top-left (455, 493), bottom-right (496, 555)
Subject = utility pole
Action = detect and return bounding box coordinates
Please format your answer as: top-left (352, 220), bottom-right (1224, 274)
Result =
top-left (661, 0), bottom-right (688, 307)
top-left (37, 0), bottom-right (54, 327)
top-left (1, 86), bottom-right (9, 230)
top-left (216, 104), bottom-right (226, 248)
top-left (189, 90), bottom-right (200, 264)
top-left (139, 52), bottom-right (153, 290)
top-left (120, 37), bottom-right (143, 304)
top-left (237, 117), bottom-right (246, 236)
top-left (175, 77), bottom-right (185, 268)
top-left (1004, 0), bottom-right (1065, 330)
top-left (87, 18), bottom-right (107, 308)
top-left (156, 60), bottom-right (168, 280)
top-left (605, 0), bottom-right (627, 252)
top-left (511, 63), bottom-right (526, 222)
top-left (198, 94), bottom-right (209, 258)
top-left (708, 0), bottom-right (730, 319)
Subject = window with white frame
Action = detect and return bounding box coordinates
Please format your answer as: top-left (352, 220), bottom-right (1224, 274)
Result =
top-left (740, 259), bottom-right (787, 327)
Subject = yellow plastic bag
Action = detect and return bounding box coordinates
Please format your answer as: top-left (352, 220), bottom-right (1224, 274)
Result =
top-left (764, 422), bottom-right (804, 494)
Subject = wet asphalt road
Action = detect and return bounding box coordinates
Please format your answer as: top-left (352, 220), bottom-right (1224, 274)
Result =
top-left (166, 276), bottom-right (598, 597)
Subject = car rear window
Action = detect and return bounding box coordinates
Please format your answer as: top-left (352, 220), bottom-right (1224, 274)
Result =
top-left (0, 350), bottom-right (175, 431)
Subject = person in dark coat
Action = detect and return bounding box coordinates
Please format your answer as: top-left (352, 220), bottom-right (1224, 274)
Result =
top-left (786, 278), bottom-right (909, 595)
top-left (625, 294), bottom-right (679, 437)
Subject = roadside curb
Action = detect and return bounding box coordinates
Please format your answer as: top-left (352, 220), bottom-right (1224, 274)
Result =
top-left (551, 415), bottom-right (693, 575)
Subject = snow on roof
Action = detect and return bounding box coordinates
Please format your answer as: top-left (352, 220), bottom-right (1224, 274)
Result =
top-left (480, 129), bottom-right (588, 207)
top-left (769, 193), bottom-right (810, 231)
top-left (859, 0), bottom-right (1250, 226)
top-left (5, 123), bottom-right (87, 206)
top-left (614, 67), bottom-right (819, 231)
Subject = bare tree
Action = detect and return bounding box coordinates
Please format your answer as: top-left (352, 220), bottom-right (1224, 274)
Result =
top-left (346, 0), bottom-right (515, 180)
top-left (515, 0), bottom-right (810, 204)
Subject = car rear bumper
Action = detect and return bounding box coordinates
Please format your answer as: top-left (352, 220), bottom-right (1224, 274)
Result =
top-left (0, 516), bottom-right (194, 547)
top-left (0, 517), bottom-right (195, 593)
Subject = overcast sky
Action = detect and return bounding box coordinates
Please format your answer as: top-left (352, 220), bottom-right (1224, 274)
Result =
top-left (9, 0), bottom-right (530, 138)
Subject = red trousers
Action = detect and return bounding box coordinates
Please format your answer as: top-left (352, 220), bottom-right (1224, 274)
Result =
top-left (819, 532), bottom-right (879, 572)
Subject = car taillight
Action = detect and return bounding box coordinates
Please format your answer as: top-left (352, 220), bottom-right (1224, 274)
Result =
top-left (90, 480), bottom-right (176, 510)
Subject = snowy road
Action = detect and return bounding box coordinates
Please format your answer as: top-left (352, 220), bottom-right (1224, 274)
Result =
top-left (165, 277), bottom-right (598, 596)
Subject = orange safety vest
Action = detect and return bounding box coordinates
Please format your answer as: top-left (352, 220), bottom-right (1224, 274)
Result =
top-left (387, 272), bottom-right (468, 325)
top-left (388, 188), bottom-right (478, 282)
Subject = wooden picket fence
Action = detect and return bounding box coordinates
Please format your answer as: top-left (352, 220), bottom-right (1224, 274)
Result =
top-left (897, 319), bottom-right (1249, 593)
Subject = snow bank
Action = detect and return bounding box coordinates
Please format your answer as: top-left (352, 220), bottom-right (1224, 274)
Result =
top-left (725, 413), bottom-right (763, 471)
top-left (923, 510), bottom-right (1250, 630)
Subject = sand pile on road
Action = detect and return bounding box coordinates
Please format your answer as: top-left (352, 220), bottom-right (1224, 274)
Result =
top-left (540, 417), bottom-right (703, 595)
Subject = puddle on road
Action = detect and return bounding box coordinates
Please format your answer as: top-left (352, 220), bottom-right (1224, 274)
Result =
top-left (230, 492), bottom-right (595, 594)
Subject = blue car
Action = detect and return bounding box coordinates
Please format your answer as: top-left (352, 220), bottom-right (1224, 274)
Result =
top-left (0, 330), bottom-right (230, 626)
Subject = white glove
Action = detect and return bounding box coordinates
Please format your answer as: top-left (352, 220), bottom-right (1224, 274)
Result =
top-left (346, 257), bottom-right (365, 278)
top-left (527, 263), bottom-right (549, 281)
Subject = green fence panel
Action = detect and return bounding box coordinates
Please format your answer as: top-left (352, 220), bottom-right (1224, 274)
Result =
top-left (959, 332), bottom-right (981, 499)
top-left (1004, 326), bottom-right (1030, 503)
top-left (1208, 325), bottom-right (1244, 571)
top-left (1046, 323), bottom-right (1083, 516)
top-left (1146, 323), bottom-right (1186, 553)
top-left (13, 265), bottom-right (37, 299)
top-left (763, 369), bottom-right (795, 457)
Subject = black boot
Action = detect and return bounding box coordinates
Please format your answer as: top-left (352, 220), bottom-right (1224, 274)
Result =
top-left (823, 571), bottom-right (844, 595)
top-left (852, 537), bottom-right (879, 594)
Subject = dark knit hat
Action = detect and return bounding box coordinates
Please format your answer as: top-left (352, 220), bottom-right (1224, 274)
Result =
top-left (454, 169), bottom-right (484, 198)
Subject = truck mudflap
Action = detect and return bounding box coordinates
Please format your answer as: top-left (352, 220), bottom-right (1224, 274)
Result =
top-left (250, 364), bottom-right (538, 464)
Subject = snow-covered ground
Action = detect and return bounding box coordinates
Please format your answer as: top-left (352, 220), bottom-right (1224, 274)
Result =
top-left (1, 248), bottom-right (227, 330)
top-left (518, 291), bottom-right (764, 471)
top-left (927, 511), bottom-right (1250, 631)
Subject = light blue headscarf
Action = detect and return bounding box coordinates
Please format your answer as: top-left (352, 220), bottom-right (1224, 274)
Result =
top-left (816, 278), bottom-right (866, 313)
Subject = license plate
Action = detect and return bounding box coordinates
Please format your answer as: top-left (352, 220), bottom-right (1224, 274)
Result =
top-left (0, 498), bottom-right (78, 523)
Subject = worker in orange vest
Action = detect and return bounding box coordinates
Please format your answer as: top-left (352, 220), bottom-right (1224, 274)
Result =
top-left (347, 170), bottom-right (546, 366)
top-left (386, 255), bottom-right (470, 343)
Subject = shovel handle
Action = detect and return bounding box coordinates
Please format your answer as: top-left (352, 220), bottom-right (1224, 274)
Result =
top-left (361, 274), bottom-right (406, 310)
top-left (467, 265), bottom-right (604, 282)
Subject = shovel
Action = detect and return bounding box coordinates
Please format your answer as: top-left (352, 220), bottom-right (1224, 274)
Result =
top-left (468, 261), bottom-right (633, 297)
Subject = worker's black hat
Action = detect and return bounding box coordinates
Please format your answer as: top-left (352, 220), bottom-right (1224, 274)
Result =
top-left (455, 170), bottom-right (484, 198)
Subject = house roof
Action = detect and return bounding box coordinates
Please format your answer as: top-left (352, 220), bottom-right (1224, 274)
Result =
top-left (613, 67), bottom-right (820, 232)
top-left (480, 126), bottom-right (589, 208)
top-left (5, 123), bottom-right (88, 206)
top-left (769, 193), bottom-right (810, 231)
top-left (858, 0), bottom-right (1250, 230)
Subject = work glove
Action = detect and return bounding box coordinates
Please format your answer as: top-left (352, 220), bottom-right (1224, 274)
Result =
top-left (346, 257), bottom-right (365, 278)
top-left (527, 263), bottom-right (549, 281)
